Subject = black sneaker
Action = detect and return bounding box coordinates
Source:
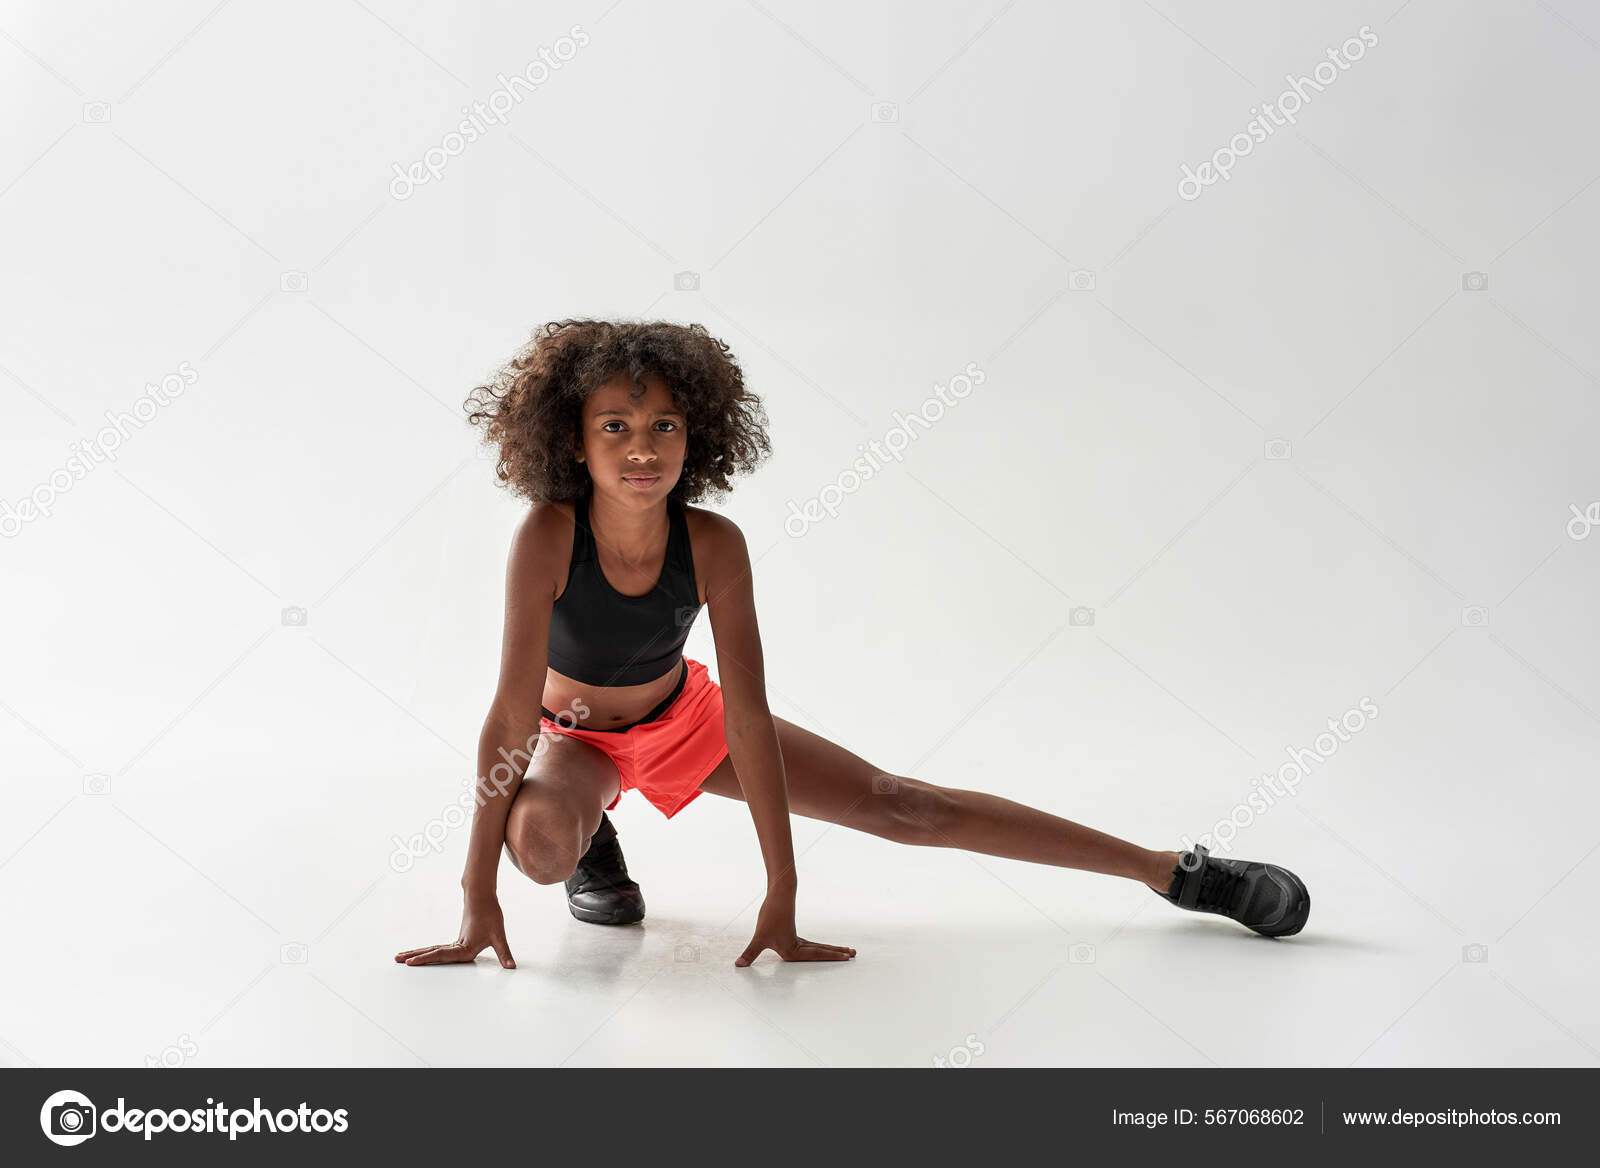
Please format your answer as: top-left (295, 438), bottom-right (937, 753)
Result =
top-left (1154, 844), bottom-right (1310, 938)
top-left (565, 813), bottom-right (645, 925)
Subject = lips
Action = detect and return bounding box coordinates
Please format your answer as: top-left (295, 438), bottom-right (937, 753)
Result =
top-left (623, 474), bottom-right (659, 486)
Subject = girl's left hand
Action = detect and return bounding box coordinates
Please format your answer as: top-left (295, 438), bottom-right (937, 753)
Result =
top-left (734, 892), bottom-right (857, 966)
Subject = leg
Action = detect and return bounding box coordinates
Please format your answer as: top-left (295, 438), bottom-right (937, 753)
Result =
top-left (696, 715), bottom-right (1180, 892)
top-left (502, 732), bottom-right (622, 885)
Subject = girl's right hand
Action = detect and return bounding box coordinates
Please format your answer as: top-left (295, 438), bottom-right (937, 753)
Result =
top-left (394, 896), bottom-right (516, 968)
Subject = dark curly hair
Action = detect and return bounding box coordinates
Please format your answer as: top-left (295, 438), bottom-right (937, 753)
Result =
top-left (464, 319), bottom-right (772, 505)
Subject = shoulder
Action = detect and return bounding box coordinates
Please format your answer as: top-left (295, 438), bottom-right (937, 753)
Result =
top-left (508, 501), bottom-right (577, 597)
top-left (683, 503), bottom-right (746, 559)
top-left (682, 503), bottom-right (749, 593)
top-left (517, 499), bottom-right (576, 548)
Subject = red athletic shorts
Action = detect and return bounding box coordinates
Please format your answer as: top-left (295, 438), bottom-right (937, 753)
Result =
top-left (538, 657), bottom-right (729, 819)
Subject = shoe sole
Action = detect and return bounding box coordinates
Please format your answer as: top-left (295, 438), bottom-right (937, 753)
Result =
top-left (567, 901), bottom-right (645, 926)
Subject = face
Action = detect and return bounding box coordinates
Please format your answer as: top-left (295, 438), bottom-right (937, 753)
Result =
top-left (575, 371), bottom-right (687, 501)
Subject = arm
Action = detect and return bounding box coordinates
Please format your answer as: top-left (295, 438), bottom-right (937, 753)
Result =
top-left (703, 517), bottom-right (796, 894)
top-left (460, 507), bottom-right (561, 900)
top-left (703, 515), bottom-right (854, 966)
top-left (395, 505), bottom-right (560, 968)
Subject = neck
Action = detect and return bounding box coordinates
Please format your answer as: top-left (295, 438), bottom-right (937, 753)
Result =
top-left (587, 490), bottom-right (670, 564)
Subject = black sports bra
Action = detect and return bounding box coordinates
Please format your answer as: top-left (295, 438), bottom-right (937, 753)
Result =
top-left (545, 491), bottom-right (702, 686)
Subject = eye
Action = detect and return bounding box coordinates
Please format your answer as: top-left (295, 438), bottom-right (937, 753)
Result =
top-left (600, 419), bottom-right (679, 433)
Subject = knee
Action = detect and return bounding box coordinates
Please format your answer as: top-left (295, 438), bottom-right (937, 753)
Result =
top-left (873, 777), bottom-right (952, 846)
top-left (504, 794), bottom-right (581, 885)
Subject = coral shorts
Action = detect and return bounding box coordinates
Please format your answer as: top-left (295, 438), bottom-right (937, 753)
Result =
top-left (538, 656), bottom-right (729, 820)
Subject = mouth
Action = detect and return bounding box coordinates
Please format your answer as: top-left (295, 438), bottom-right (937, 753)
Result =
top-left (622, 474), bottom-right (660, 488)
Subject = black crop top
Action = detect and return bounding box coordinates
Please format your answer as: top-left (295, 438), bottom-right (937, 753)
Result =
top-left (545, 491), bottom-right (703, 686)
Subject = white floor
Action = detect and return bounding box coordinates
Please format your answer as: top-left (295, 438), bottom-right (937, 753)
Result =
top-left (4, 724), bottom-right (1597, 1067)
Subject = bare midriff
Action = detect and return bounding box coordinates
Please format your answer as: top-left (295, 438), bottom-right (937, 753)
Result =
top-left (541, 660), bottom-right (684, 730)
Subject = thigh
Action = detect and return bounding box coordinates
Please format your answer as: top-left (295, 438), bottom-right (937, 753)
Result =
top-left (697, 715), bottom-right (921, 837)
top-left (508, 731), bottom-right (623, 842)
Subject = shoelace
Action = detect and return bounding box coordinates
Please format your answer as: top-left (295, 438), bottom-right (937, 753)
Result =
top-left (1195, 858), bottom-right (1248, 913)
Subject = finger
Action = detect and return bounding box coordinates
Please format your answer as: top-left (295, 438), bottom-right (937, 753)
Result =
top-left (395, 946), bottom-right (448, 962)
top-left (405, 945), bottom-right (470, 965)
top-left (806, 942), bottom-right (856, 955)
top-left (792, 942), bottom-right (853, 961)
top-left (492, 937), bottom-right (516, 969)
top-left (394, 946), bottom-right (446, 961)
top-left (796, 938), bottom-right (857, 956)
top-left (734, 942), bottom-right (765, 967)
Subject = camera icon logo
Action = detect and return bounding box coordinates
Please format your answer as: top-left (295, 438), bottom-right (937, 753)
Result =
top-left (869, 100), bottom-right (899, 123)
top-left (673, 271), bottom-right (700, 291)
top-left (280, 942), bottom-right (308, 964)
top-left (675, 943), bottom-right (699, 963)
top-left (674, 604), bottom-right (701, 628)
top-left (1068, 269), bottom-right (1096, 292)
top-left (281, 606), bottom-right (308, 627)
top-left (1068, 942), bottom-right (1096, 964)
top-left (1069, 606), bottom-right (1095, 627)
top-left (1461, 943), bottom-right (1489, 963)
top-left (82, 102), bottom-right (111, 123)
top-left (1460, 605), bottom-right (1489, 628)
top-left (1461, 271), bottom-right (1488, 292)
top-left (871, 774), bottom-right (899, 795)
top-left (83, 772), bottom-right (111, 796)
top-left (1264, 439), bottom-right (1292, 460)
top-left (40, 1089), bottom-right (97, 1146)
top-left (280, 271), bottom-right (308, 293)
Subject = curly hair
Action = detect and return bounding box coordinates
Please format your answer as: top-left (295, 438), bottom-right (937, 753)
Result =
top-left (465, 319), bottom-right (772, 505)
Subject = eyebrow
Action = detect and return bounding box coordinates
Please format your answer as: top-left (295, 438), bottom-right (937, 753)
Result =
top-left (595, 409), bottom-right (684, 418)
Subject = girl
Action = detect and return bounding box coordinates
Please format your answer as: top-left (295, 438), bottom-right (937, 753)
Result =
top-left (394, 320), bottom-right (1310, 971)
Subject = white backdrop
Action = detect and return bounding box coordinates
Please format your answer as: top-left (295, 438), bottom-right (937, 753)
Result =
top-left (2, 0), bottom-right (1597, 1068)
